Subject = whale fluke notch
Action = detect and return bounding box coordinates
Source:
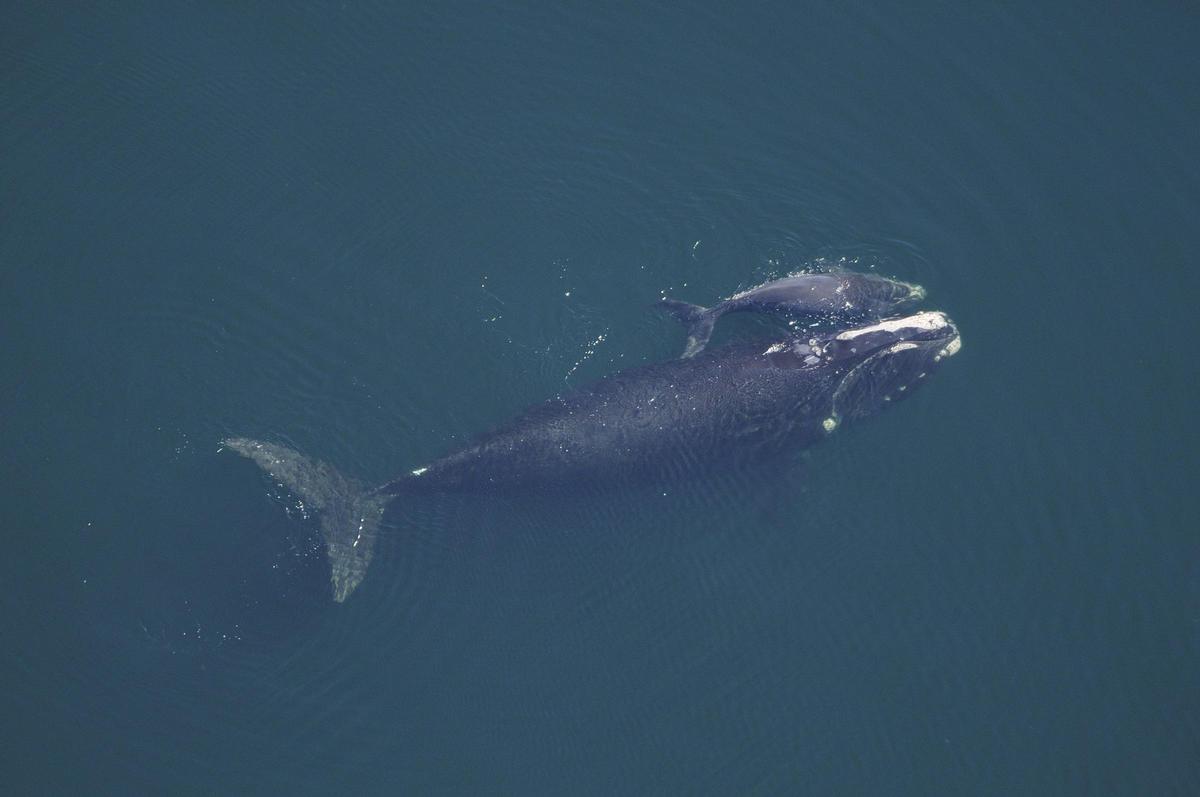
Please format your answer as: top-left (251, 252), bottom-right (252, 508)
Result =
top-left (223, 437), bottom-right (390, 603)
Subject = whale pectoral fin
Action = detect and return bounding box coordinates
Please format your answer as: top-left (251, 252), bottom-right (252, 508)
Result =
top-left (224, 438), bottom-right (390, 603)
top-left (656, 298), bottom-right (717, 358)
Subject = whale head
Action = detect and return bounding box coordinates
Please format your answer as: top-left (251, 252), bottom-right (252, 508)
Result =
top-left (816, 311), bottom-right (961, 426)
top-left (842, 273), bottom-right (927, 316)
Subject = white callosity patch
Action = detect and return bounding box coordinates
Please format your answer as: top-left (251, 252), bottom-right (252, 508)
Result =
top-left (835, 311), bottom-right (951, 341)
top-left (763, 340), bottom-right (821, 365)
top-left (937, 336), bottom-right (962, 360)
top-left (822, 417), bottom-right (839, 432)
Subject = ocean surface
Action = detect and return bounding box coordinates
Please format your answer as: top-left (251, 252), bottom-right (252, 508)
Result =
top-left (3, 2), bottom-right (1198, 794)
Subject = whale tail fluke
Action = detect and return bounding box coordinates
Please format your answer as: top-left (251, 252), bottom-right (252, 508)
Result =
top-left (223, 437), bottom-right (390, 603)
top-left (656, 298), bottom-right (717, 358)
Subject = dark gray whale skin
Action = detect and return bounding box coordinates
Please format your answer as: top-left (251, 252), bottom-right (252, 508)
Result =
top-left (659, 271), bottom-right (926, 358)
top-left (226, 311), bottom-right (959, 602)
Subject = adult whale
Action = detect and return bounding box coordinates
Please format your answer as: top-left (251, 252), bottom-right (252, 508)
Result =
top-left (226, 311), bottom-right (961, 602)
top-left (658, 271), bottom-right (926, 358)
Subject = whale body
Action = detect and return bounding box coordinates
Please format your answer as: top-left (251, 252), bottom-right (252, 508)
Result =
top-left (658, 271), bottom-right (925, 358)
top-left (227, 310), bottom-right (960, 602)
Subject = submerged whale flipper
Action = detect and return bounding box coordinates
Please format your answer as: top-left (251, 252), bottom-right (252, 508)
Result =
top-left (657, 298), bottom-right (718, 358)
top-left (223, 437), bottom-right (390, 603)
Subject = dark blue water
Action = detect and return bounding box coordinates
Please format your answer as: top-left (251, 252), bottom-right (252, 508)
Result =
top-left (4, 3), bottom-right (1198, 794)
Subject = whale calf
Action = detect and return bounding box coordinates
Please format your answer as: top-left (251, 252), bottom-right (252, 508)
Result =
top-left (658, 271), bottom-right (925, 358)
top-left (227, 310), bottom-right (960, 602)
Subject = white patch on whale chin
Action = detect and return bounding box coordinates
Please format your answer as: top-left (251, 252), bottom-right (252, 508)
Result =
top-left (762, 342), bottom-right (789, 354)
top-left (934, 335), bottom-right (962, 362)
top-left (835, 311), bottom-right (951, 340)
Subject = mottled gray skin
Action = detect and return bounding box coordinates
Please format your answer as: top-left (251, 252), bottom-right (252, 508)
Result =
top-left (227, 311), bottom-right (959, 602)
top-left (659, 271), bottom-right (926, 358)
top-left (223, 437), bottom-right (388, 602)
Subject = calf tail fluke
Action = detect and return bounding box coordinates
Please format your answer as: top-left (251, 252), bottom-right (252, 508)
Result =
top-left (223, 437), bottom-right (390, 603)
top-left (656, 298), bottom-right (717, 358)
